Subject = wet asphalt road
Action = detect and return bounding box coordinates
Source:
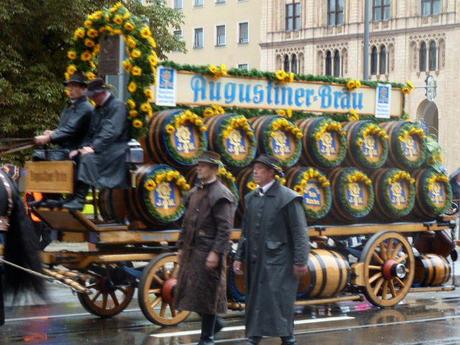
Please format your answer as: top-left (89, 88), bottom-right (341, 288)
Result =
top-left (2, 286), bottom-right (460, 345)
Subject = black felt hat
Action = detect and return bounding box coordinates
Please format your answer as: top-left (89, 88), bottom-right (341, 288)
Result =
top-left (252, 154), bottom-right (284, 177)
top-left (196, 151), bottom-right (223, 167)
top-left (63, 72), bottom-right (88, 87)
top-left (85, 78), bottom-right (111, 96)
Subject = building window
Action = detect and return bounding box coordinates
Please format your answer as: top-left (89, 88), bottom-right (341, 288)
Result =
top-left (370, 46), bottom-right (378, 75)
top-left (194, 28), bottom-right (204, 48)
top-left (238, 22), bottom-right (249, 44)
top-left (373, 0), bottom-right (390, 21)
top-left (285, 2), bottom-right (301, 31)
top-left (215, 0), bottom-right (225, 3)
top-left (429, 40), bottom-right (437, 71)
top-left (419, 41), bottom-right (427, 71)
top-left (173, 29), bottom-right (183, 40)
top-left (328, 0), bottom-right (344, 26)
top-left (174, 0), bottom-right (183, 9)
top-left (379, 45), bottom-right (387, 74)
top-left (422, 0), bottom-right (441, 16)
top-left (238, 64), bottom-right (249, 70)
top-left (333, 50), bottom-right (341, 77)
top-left (291, 55), bottom-right (298, 73)
top-left (194, 0), bottom-right (204, 7)
top-left (325, 51), bottom-right (332, 75)
top-left (216, 25), bottom-right (226, 46)
top-left (283, 54), bottom-right (290, 71)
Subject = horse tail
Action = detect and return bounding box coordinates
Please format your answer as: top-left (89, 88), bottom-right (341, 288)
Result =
top-left (3, 178), bottom-right (47, 301)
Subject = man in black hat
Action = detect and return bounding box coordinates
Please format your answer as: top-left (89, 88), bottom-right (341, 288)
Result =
top-left (62, 78), bottom-right (129, 210)
top-left (34, 73), bottom-right (92, 150)
top-left (175, 151), bottom-right (237, 345)
top-left (233, 154), bottom-right (309, 345)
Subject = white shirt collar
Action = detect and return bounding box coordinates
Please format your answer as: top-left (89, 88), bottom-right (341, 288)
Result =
top-left (259, 179), bottom-right (275, 195)
top-left (100, 92), bottom-right (111, 106)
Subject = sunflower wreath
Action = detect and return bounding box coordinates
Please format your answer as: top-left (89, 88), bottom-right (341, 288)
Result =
top-left (66, 2), bottom-right (158, 138)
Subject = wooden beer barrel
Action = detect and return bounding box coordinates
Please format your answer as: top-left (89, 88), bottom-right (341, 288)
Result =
top-left (146, 109), bottom-right (208, 169)
top-left (297, 117), bottom-right (347, 168)
top-left (250, 115), bottom-right (302, 167)
top-left (344, 121), bottom-right (389, 169)
top-left (97, 189), bottom-right (128, 223)
top-left (185, 166), bottom-right (240, 202)
top-left (381, 121), bottom-right (427, 170)
top-left (285, 166), bottom-right (332, 221)
top-left (370, 168), bottom-right (416, 220)
top-left (329, 168), bottom-right (375, 222)
top-left (414, 254), bottom-right (450, 287)
top-left (413, 167), bottom-right (453, 219)
top-left (205, 114), bottom-right (257, 168)
top-left (298, 249), bottom-right (350, 298)
top-left (129, 164), bottom-right (189, 227)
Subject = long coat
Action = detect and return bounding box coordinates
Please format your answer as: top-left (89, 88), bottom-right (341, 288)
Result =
top-left (175, 180), bottom-right (237, 315)
top-left (77, 94), bottom-right (129, 188)
top-left (50, 96), bottom-right (93, 150)
top-left (235, 181), bottom-right (309, 338)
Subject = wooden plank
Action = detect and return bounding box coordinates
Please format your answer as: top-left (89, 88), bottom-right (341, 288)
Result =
top-left (37, 209), bottom-right (89, 232)
top-left (61, 232), bottom-right (86, 242)
top-left (410, 285), bottom-right (455, 293)
top-left (25, 161), bottom-right (74, 193)
top-left (295, 295), bottom-right (363, 306)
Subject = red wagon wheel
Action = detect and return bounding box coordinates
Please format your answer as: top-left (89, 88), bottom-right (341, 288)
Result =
top-left (138, 253), bottom-right (190, 326)
top-left (360, 231), bottom-right (415, 307)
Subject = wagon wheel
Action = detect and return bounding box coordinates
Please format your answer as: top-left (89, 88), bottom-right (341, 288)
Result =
top-left (360, 231), bottom-right (415, 307)
top-left (138, 252), bottom-right (190, 326)
top-left (77, 264), bottom-right (135, 318)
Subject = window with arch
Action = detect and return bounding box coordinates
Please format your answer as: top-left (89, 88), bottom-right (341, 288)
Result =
top-left (291, 54), bottom-right (298, 74)
top-left (333, 50), bottom-right (341, 77)
top-left (429, 40), bottom-right (437, 71)
top-left (419, 41), bottom-right (427, 72)
top-left (325, 51), bottom-right (332, 76)
top-left (370, 46), bottom-right (378, 75)
top-left (422, 0), bottom-right (441, 17)
top-left (328, 0), bottom-right (344, 26)
top-left (373, 0), bottom-right (390, 21)
top-left (379, 45), bottom-right (387, 75)
top-left (283, 55), bottom-right (290, 71)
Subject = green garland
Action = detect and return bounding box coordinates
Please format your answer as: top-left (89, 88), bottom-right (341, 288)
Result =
top-left (262, 116), bottom-right (302, 167)
top-left (160, 61), bottom-right (406, 89)
top-left (216, 115), bottom-right (257, 168)
top-left (391, 122), bottom-right (427, 170)
top-left (418, 168), bottom-right (453, 216)
top-left (350, 121), bottom-right (389, 169)
top-left (336, 168), bottom-right (375, 219)
top-left (309, 118), bottom-right (347, 168)
top-left (379, 169), bottom-right (416, 218)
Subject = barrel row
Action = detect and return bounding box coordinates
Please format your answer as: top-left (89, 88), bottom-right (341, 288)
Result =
top-left (143, 110), bottom-right (429, 172)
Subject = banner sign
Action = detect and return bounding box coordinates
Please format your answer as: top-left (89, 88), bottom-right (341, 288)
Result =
top-left (375, 83), bottom-right (392, 119)
top-left (155, 70), bottom-right (404, 117)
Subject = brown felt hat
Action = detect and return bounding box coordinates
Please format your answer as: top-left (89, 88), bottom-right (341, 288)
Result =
top-left (196, 151), bottom-right (223, 167)
top-left (252, 154), bottom-right (284, 177)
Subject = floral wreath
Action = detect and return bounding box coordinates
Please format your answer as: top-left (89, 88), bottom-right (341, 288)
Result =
top-left (66, 2), bottom-right (158, 138)
top-left (419, 169), bottom-right (453, 216)
top-left (263, 117), bottom-right (302, 167)
top-left (271, 118), bottom-right (303, 139)
top-left (381, 169), bottom-right (416, 218)
top-left (336, 168), bottom-right (375, 218)
top-left (203, 104), bottom-right (226, 118)
top-left (292, 168), bottom-right (332, 220)
top-left (308, 118), bottom-right (347, 168)
top-left (392, 122), bottom-right (427, 170)
top-left (352, 122), bottom-right (389, 169)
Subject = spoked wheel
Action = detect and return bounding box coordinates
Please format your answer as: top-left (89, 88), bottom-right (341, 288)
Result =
top-left (360, 231), bottom-right (415, 307)
top-left (138, 253), bottom-right (190, 326)
top-left (77, 264), bottom-right (135, 318)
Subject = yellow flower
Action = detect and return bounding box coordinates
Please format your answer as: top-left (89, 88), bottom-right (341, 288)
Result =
top-left (288, 73), bottom-right (295, 83)
top-left (131, 66), bottom-right (142, 76)
top-left (64, 72), bottom-right (70, 81)
top-left (144, 179), bottom-right (156, 192)
top-left (93, 44), bottom-right (101, 54)
top-left (277, 109), bottom-right (286, 116)
top-left (122, 59), bottom-right (132, 71)
top-left (140, 102), bottom-right (152, 113)
top-left (247, 181), bottom-right (257, 190)
top-left (166, 125), bottom-right (175, 134)
top-left (124, 22), bottom-right (135, 31)
top-left (92, 11), bottom-right (103, 20)
top-left (126, 36), bottom-right (137, 48)
top-left (113, 15), bottom-right (123, 25)
top-left (204, 108), bottom-right (215, 117)
top-left (131, 49), bottom-right (142, 59)
top-left (209, 65), bottom-right (219, 74)
top-left (346, 80), bottom-right (356, 90)
top-left (87, 29), bottom-right (99, 38)
top-left (86, 72), bottom-right (96, 80)
top-left (123, 12), bottom-right (131, 20)
top-left (67, 50), bottom-right (77, 60)
top-left (84, 20), bottom-right (93, 28)
top-left (144, 88), bottom-right (153, 99)
top-left (127, 99), bottom-right (136, 109)
top-left (84, 39), bottom-right (95, 48)
top-left (220, 64), bottom-right (228, 76)
top-left (148, 53), bottom-right (158, 66)
top-left (129, 110), bottom-right (138, 118)
top-left (73, 27), bottom-right (85, 40)
top-left (66, 64), bottom-right (77, 75)
top-left (275, 70), bottom-right (286, 81)
top-left (128, 81), bottom-right (137, 93)
top-left (195, 119), bottom-right (204, 127)
top-left (132, 119), bottom-right (143, 128)
top-left (81, 51), bottom-right (92, 61)
top-left (406, 80), bottom-right (415, 89)
top-left (141, 26), bottom-right (152, 38)
top-left (147, 36), bottom-right (157, 48)
top-left (112, 29), bottom-right (122, 35)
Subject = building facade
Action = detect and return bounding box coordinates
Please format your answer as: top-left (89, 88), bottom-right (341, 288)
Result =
top-left (260, 0), bottom-right (460, 173)
top-left (164, 0), bottom-right (262, 70)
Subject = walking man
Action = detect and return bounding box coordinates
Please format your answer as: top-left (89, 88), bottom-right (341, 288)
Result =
top-left (233, 155), bottom-right (309, 345)
top-left (175, 151), bottom-right (237, 345)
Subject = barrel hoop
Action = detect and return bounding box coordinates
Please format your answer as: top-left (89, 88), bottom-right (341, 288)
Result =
top-left (305, 252), bottom-right (318, 297)
top-left (330, 250), bottom-right (345, 297)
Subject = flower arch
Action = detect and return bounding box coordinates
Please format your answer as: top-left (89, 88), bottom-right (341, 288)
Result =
top-left (65, 2), bottom-right (158, 137)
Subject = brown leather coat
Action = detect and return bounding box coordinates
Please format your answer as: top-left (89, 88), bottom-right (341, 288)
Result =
top-left (175, 179), bottom-right (236, 314)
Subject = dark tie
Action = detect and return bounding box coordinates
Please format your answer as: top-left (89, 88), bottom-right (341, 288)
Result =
top-left (257, 187), bottom-right (264, 196)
